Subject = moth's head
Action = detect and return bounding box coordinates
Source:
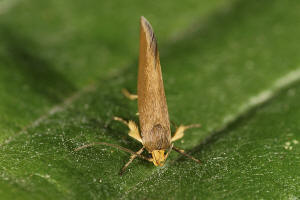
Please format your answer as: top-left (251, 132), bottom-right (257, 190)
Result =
top-left (151, 150), bottom-right (166, 166)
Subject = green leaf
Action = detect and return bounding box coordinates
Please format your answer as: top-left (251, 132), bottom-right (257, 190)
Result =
top-left (0, 0), bottom-right (231, 142)
top-left (1, 0), bottom-right (300, 199)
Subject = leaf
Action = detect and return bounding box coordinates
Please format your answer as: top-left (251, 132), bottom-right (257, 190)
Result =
top-left (1, 0), bottom-right (300, 199)
top-left (0, 0), bottom-right (231, 142)
top-left (124, 82), bottom-right (300, 199)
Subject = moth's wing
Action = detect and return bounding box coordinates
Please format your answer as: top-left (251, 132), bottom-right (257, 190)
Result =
top-left (137, 17), bottom-right (171, 150)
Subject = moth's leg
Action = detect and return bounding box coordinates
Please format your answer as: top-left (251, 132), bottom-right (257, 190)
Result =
top-left (121, 89), bottom-right (138, 115)
top-left (171, 124), bottom-right (201, 142)
top-left (122, 88), bottom-right (138, 100)
top-left (120, 147), bottom-right (147, 175)
top-left (113, 116), bottom-right (142, 143)
top-left (75, 142), bottom-right (152, 164)
top-left (173, 146), bottom-right (201, 164)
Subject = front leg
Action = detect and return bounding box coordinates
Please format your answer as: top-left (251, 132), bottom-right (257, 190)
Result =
top-left (171, 124), bottom-right (201, 142)
top-left (120, 147), bottom-right (146, 175)
top-left (173, 146), bottom-right (201, 163)
top-left (113, 116), bottom-right (142, 143)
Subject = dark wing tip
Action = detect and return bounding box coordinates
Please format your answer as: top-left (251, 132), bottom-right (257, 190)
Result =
top-left (140, 16), bottom-right (158, 59)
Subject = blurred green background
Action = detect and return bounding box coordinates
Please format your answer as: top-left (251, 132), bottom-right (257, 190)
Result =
top-left (0, 0), bottom-right (300, 199)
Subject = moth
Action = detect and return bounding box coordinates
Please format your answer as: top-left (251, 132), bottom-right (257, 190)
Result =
top-left (76, 16), bottom-right (201, 174)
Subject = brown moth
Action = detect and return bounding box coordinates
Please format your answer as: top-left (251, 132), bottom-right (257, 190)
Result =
top-left (75, 16), bottom-right (201, 174)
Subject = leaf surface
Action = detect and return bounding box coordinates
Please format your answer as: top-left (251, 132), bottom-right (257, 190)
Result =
top-left (0, 0), bottom-right (300, 199)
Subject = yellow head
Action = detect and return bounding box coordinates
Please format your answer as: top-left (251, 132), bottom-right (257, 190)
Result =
top-left (151, 150), bottom-right (166, 166)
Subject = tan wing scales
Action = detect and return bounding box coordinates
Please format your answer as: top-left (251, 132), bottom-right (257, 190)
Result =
top-left (137, 17), bottom-right (171, 152)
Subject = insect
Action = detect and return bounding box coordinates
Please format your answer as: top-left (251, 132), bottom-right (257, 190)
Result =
top-left (75, 16), bottom-right (201, 174)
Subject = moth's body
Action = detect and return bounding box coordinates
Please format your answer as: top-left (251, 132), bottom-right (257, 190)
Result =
top-left (75, 16), bottom-right (201, 174)
top-left (117, 17), bottom-right (200, 168)
top-left (137, 17), bottom-right (171, 165)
